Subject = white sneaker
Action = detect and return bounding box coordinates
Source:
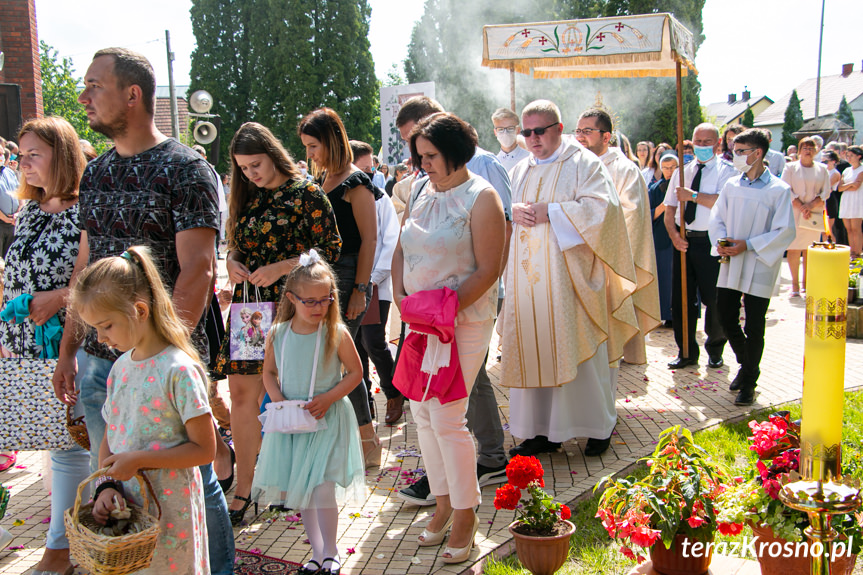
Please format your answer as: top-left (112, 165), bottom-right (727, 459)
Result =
top-left (0, 526), bottom-right (13, 549)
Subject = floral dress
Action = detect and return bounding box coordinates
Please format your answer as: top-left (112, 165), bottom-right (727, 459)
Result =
top-left (0, 201), bottom-right (79, 357)
top-left (103, 346), bottom-right (212, 575)
top-left (212, 179), bottom-right (341, 377)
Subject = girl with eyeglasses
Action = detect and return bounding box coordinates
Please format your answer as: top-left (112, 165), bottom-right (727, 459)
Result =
top-left (254, 251), bottom-right (365, 575)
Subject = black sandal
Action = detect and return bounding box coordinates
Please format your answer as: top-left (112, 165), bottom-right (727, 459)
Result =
top-left (296, 559), bottom-right (322, 575)
top-left (321, 557), bottom-right (341, 575)
top-left (228, 493), bottom-right (258, 526)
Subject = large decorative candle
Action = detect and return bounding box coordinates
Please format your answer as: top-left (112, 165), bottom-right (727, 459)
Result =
top-left (800, 243), bottom-right (849, 480)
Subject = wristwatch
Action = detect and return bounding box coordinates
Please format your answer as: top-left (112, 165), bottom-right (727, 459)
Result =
top-left (691, 191), bottom-right (698, 201)
top-left (354, 282), bottom-right (369, 294)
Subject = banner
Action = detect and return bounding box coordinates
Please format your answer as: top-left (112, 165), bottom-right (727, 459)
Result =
top-left (482, 13), bottom-right (696, 79)
top-left (380, 82), bottom-right (436, 166)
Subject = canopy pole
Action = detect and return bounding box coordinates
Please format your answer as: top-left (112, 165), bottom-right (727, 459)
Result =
top-left (510, 64), bottom-right (516, 112)
top-left (675, 61), bottom-right (689, 358)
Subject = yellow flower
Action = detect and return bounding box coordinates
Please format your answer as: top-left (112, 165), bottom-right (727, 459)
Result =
top-left (312, 209), bottom-right (322, 218)
top-left (261, 222), bottom-right (272, 233)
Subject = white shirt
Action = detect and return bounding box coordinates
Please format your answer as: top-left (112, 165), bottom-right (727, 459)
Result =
top-left (708, 169), bottom-right (796, 298)
top-left (370, 193), bottom-right (400, 302)
top-left (497, 146), bottom-right (530, 174)
top-left (663, 156), bottom-right (736, 231)
top-left (765, 148), bottom-right (786, 177)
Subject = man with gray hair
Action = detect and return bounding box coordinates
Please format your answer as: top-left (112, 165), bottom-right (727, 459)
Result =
top-left (502, 99), bottom-right (639, 457)
top-left (663, 122), bottom-right (735, 370)
top-left (491, 107), bottom-right (529, 172)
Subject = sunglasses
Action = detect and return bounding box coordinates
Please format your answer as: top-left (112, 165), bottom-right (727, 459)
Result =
top-left (521, 122), bottom-right (560, 138)
top-left (291, 293), bottom-right (335, 308)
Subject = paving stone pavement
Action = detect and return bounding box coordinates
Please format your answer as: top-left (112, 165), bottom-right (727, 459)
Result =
top-left (1, 267), bottom-right (861, 574)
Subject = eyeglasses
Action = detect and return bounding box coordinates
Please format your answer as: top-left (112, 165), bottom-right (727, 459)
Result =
top-left (291, 293), bottom-right (335, 308)
top-left (521, 122), bottom-right (560, 138)
top-left (733, 148), bottom-right (757, 156)
top-left (494, 126), bottom-right (518, 135)
top-left (573, 127), bottom-right (608, 136)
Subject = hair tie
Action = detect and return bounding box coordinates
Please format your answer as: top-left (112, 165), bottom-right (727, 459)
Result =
top-left (299, 249), bottom-right (321, 267)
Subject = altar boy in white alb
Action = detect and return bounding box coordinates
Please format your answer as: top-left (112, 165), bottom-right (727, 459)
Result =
top-left (500, 100), bottom-right (639, 458)
top-left (708, 128), bottom-right (795, 407)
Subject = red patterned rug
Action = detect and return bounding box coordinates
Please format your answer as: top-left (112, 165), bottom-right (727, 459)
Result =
top-left (235, 549), bottom-right (304, 573)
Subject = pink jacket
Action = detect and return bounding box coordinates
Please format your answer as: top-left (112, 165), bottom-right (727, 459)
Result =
top-left (393, 287), bottom-right (465, 404)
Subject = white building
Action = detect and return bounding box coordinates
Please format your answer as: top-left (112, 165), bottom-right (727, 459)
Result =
top-left (754, 63), bottom-right (863, 148)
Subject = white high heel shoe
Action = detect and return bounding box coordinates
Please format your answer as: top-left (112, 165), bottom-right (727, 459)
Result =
top-left (417, 513), bottom-right (454, 546)
top-left (441, 514), bottom-right (479, 564)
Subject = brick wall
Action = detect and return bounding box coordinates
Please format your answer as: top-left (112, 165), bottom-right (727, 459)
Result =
top-left (0, 0), bottom-right (43, 123)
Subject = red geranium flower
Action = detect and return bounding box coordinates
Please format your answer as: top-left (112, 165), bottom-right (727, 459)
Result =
top-left (494, 483), bottom-right (522, 510)
top-left (560, 505), bottom-right (571, 520)
top-left (506, 455), bottom-right (545, 489)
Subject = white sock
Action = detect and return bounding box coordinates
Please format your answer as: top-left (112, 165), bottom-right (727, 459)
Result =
top-left (300, 507), bottom-right (324, 566)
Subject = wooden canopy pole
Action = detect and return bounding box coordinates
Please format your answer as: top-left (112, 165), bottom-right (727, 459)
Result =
top-left (675, 61), bottom-right (689, 358)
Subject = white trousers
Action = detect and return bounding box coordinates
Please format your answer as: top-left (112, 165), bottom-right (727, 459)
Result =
top-left (410, 319), bottom-right (494, 510)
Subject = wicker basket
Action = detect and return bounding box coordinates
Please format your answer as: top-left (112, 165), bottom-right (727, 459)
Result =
top-left (64, 468), bottom-right (161, 575)
top-left (66, 404), bottom-right (90, 450)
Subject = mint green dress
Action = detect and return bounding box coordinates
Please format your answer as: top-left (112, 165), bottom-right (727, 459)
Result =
top-left (252, 322), bottom-right (366, 509)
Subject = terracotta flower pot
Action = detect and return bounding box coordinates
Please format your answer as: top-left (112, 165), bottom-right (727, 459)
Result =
top-left (649, 533), bottom-right (713, 575)
top-left (509, 520), bottom-right (574, 575)
top-left (749, 523), bottom-right (857, 575)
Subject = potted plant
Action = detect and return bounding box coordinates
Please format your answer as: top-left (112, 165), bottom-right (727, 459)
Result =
top-left (716, 412), bottom-right (862, 575)
top-left (594, 426), bottom-right (736, 575)
top-left (851, 258), bottom-right (863, 304)
top-left (494, 455), bottom-right (574, 575)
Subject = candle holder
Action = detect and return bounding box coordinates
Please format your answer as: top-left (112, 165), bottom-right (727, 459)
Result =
top-left (783, 241), bottom-right (856, 574)
top-left (779, 470), bottom-right (861, 575)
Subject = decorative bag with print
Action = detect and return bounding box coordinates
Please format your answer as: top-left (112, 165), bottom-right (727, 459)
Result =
top-left (258, 322), bottom-right (328, 434)
top-left (0, 356), bottom-right (75, 450)
top-left (229, 281), bottom-right (274, 361)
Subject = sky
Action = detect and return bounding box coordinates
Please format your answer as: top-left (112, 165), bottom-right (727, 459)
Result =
top-left (33, 0), bottom-right (862, 108)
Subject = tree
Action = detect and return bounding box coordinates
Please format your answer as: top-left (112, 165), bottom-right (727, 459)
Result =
top-left (782, 89), bottom-right (804, 151)
top-left (404, 0), bottom-right (705, 151)
top-left (39, 42), bottom-right (110, 153)
top-left (838, 95), bottom-right (855, 128)
top-left (741, 106), bottom-right (754, 128)
top-left (189, 0), bottom-right (379, 173)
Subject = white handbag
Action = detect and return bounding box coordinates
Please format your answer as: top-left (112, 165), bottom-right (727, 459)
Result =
top-left (258, 322), bottom-right (328, 434)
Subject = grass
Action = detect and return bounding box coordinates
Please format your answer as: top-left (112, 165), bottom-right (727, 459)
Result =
top-left (483, 391), bottom-right (863, 575)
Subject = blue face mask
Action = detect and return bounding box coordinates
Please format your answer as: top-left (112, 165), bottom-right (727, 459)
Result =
top-left (693, 145), bottom-right (715, 163)
top-left (683, 154), bottom-right (694, 164)
top-left (9, 154), bottom-right (16, 162)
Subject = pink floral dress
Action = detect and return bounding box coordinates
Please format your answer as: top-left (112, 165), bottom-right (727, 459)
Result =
top-left (103, 346), bottom-right (212, 574)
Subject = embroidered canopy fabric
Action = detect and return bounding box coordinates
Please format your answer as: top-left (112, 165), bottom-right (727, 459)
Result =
top-left (482, 13), bottom-right (697, 79)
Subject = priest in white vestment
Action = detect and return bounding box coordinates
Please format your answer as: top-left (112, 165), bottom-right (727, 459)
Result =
top-left (575, 109), bottom-right (661, 365)
top-left (500, 100), bottom-right (639, 458)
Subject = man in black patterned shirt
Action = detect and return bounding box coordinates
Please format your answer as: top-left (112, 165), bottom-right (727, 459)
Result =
top-left (51, 47), bottom-right (235, 574)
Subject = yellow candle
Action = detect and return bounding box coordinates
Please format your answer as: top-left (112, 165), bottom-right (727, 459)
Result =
top-left (800, 244), bottom-right (849, 480)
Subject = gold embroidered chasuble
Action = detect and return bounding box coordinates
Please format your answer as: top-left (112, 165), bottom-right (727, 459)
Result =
top-left (601, 148), bottom-right (661, 364)
top-left (500, 141), bottom-right (639, 389)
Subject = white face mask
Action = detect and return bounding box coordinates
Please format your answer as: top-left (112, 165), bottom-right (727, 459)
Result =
top-left (496, 131), bottom-right (517, 149)
top-left (300, 168), bottom-right (308, 178)
top-left (733, 151), bottom-right (753, 172)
